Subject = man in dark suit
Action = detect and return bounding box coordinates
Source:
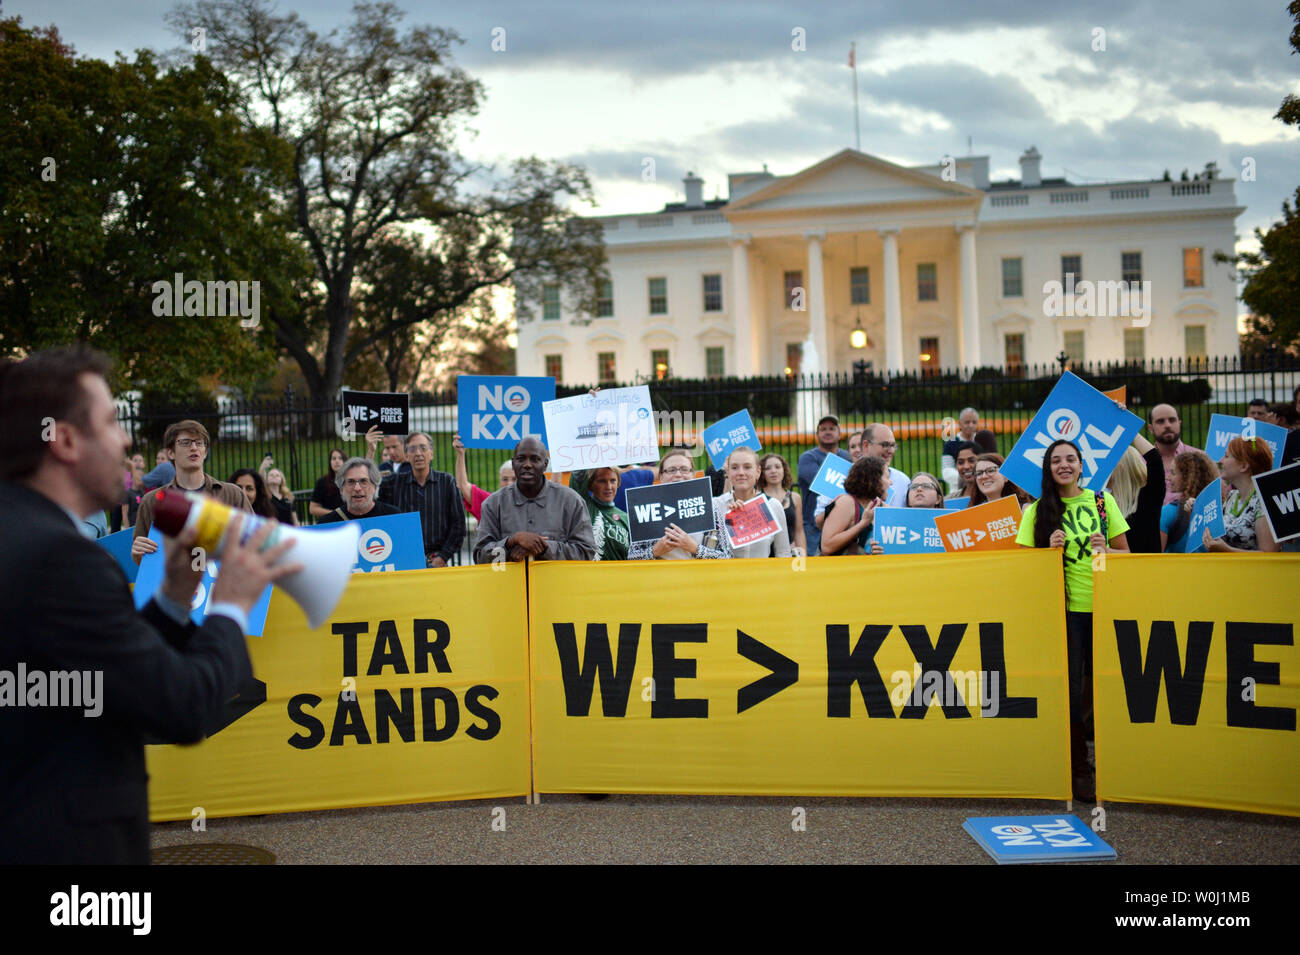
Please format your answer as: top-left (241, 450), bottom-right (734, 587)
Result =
top-left (0, 347), bottom-right (299, 864)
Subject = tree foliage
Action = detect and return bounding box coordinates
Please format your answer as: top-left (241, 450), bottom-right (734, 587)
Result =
top-left (166, 0), bottom-right (605, 404)
top-left (0, 16), bottom-right (307, 393)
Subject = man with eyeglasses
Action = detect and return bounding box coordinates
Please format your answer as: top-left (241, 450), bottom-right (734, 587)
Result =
top-left (379, 432), bottom-right (465, 567)
top-left (862, 423), bottom-right (910, 507)
top-left (318, 457), bottom-right (399, 522)
top-left (132, 419), bottom-right (250, 563)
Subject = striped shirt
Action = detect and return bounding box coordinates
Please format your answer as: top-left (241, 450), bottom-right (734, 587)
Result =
top-left (379, 468), bottom-right (465, 564)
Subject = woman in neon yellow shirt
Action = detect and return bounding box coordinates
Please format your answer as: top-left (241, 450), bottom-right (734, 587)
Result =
top-left (1016, 439), bottom-right (1129, 802)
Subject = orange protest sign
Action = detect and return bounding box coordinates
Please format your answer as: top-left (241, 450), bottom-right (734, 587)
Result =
top-left (934, 495), bottom-right (1023, 553)
top-left (1102, 385), bottom-right (1126, 405)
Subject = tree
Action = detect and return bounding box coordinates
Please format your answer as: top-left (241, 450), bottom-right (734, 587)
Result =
top-left (0, 16), bottom-right (307, 393)
top-left (1214, 5), bottom-right (1300, 355)
top-left (1276, 1), bottom-right (1300, 126)
top-left (165, 0), bottom-right (605, 406)
top-left (1218, 188), bottom-right (1300, 353)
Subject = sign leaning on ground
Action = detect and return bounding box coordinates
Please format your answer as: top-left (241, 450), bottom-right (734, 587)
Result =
top-left (624, 477), bottom-right (716, 544)
top-left (1001, 372), bottom-right (1143, 494)
top-left (457, 375), bottom-right (555, 450)
top-left (341, 389), bottom-right (410, 436)
top-left (1255, 461), bottom-right (1300, 543)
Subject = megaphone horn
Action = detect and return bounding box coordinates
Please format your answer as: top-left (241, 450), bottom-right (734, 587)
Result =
top-left (152, 490), bottom-right (360, 629)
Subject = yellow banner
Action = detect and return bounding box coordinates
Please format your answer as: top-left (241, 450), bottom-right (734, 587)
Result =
top-left (147, 565), bottom-right (531, 820)
top-left (1093, 554), bottom-right (1300, 816)
top-left (529, 550), bottom-right (1071, 797)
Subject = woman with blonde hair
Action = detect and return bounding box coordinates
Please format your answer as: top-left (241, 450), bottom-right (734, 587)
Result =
top-left (715, 446), bottom-right (791, 558)
top-left (263, 466), bottom-right (299, 525)
top-left (1105, 430), bottom-right (1165, 553)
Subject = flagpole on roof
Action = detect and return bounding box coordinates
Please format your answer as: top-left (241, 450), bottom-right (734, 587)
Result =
top-left (850, 41), bottom-right (860, 151)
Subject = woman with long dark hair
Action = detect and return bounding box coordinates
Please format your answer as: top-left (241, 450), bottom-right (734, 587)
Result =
top-left (1016, 439), bottom-right (1130, 803)
top-left (309, 447), bottom-right (347, 520)
top-left (229, 468), bottom-right (277, 519)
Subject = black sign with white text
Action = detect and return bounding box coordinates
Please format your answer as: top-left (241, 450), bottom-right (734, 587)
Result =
top-left (624, 477), bottom-right (715, 544)
top-left (341, 390), bottom-right (410, 436)
top-left (1255, 461), bottom-right (1300, 543)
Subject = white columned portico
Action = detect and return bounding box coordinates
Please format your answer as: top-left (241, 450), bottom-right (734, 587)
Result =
top-left (957, 223), bottom-right (980, 370)
top-left (805, 230), bottom-right (827, 372)
top-left (879, 227), bottom-right (903, 374)
top-left (730, 234), bottom-right (753, 375)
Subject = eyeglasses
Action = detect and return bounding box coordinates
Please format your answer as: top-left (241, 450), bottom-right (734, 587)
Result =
top-left (406, 445), bottom-right (431, 454)
top-left (343, 478), bottom-right (373, 488)
top-left (661, 466), bottom-right (693, 476)
top-left (909, 481), bottom-right (940, 493)
top-left (974, 467), bottom-right (1000, 478)
top-left (873, 441), bottom-right (897, 450)
top-left (175, 438), bottom-right (207, 450)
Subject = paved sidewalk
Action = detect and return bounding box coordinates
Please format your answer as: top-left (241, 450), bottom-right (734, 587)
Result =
top-left (151, 794), bottom-right (1300, 865)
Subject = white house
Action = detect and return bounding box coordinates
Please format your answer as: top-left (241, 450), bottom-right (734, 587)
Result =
top-left (517, 147), bottom-right (1243, 384)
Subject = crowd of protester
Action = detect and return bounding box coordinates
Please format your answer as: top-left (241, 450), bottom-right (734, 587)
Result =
top-left (95, 385), bottom-right (1300, 574)
top-left (67, 381), bottom-right (1300, 806)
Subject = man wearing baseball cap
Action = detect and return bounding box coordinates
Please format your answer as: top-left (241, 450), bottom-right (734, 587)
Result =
top-left (796, 414), bottom-right (851, 556)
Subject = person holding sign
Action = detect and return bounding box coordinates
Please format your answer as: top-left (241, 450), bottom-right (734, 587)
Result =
top-left (570, 467), bottom-right (630, 562)
top-left (821, 457), bottom-right (888, 556)
top-left (1016, 439), bottom-right (1129, 802)
top-left (905, 472), bottom-right (945, 509)
top-left (1203, 437), bottom-right (1279, 553)
top-left (628, 450), bottom-right (730, 560)
top-left (968, 454), bottom-right (1031, 509)
top-left (1159, 450), bottom-right (1219, 552)
top-left (716, 447), bottom-right (791, 558)
top-left (760, 453), bottom-right (807, 556)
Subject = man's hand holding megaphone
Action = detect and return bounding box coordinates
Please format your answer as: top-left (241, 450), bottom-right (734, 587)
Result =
top-left (158, 513), bottom-right (304, 616)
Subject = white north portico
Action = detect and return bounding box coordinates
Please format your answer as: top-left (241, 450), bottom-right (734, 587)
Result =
top-left (518, 148), bottom-right (1243, 384)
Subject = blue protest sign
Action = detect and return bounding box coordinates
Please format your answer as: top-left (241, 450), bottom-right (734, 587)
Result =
top-left (302, 511), bottom-right (426, 573)
top-left (809, 454), bottom-right (851, 500)
top-left (133, 528), bottom-right (272, 636)
top-left (1001, 371), bottom-right (1143, 495)
top-left (96, 529), bottom-right (138, 584)
top-left (871, 507), bottom-right (946, 554)
top-left (701, 410), bottom-right (762, 470)
top-left (1203, 414), bottom-right (1286, 470)
top-left (458, 375), bottom-right (554, 449)
top-left (1180, 478), bottom-right (1226, 553)
top-left (945, 496), bottom-right (969, 510)
top-left (963, 815), bottom-right (1116, 864)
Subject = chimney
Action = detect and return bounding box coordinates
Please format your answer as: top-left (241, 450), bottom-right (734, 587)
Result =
top-left (683, 171), bottom-right (704, 208)
top-left (1019, 146), bottom-right (1042, 188)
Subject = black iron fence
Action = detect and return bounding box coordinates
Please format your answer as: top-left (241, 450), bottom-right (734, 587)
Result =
top-left (116, 355), bottom-right (1299, 521)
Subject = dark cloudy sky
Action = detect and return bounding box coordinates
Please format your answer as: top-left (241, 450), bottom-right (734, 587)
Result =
top-left (9, 0), bottom-right (1299, 248)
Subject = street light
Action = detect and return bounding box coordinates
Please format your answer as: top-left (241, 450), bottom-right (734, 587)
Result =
top-left (850, 317), bottom-right (867, 349)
